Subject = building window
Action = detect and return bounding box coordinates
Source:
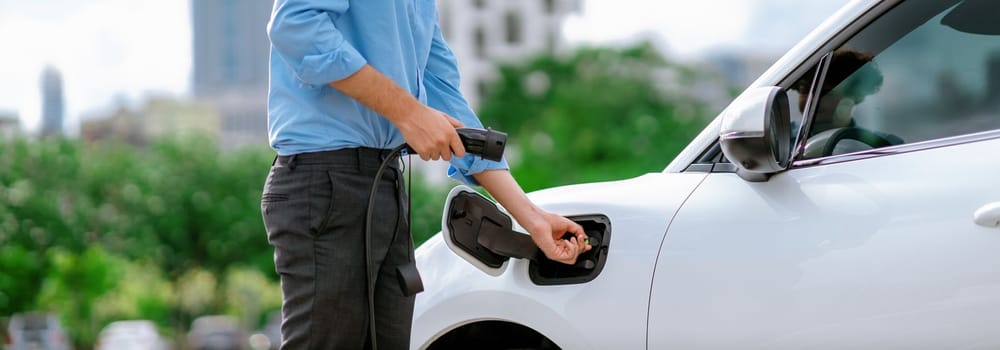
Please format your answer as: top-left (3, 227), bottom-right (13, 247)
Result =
top-left (505, 12), bottom-right (523, 45)
top-left (473, 0), bottom-right (486, 10)
top-left (475, 27), bottom-right (487, 58)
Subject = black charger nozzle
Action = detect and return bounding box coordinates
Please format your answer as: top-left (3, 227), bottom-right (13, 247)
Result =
top-left (456, 127), bottom-right (506, 162)
top-left (402, 127), bottom-right (507, 162)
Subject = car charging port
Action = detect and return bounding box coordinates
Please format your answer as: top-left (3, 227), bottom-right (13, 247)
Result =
top-left (445, 191), bottom-right (611, 285)
top-left (529, 216), bottom-right (611, 285)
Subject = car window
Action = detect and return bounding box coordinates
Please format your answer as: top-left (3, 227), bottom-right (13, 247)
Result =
top-left (795, 0), bottom-right (1000, 160)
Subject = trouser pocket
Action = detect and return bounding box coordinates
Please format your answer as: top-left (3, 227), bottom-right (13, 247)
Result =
top-left (260, 166), bottom-right (333, 274)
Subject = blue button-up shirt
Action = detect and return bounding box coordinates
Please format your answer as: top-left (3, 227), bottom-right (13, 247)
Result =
top-left (267, 0), bottom-right (508, 184)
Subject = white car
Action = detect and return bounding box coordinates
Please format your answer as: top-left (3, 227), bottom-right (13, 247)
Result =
top-left (411, 0), bottom-right (1000, 349)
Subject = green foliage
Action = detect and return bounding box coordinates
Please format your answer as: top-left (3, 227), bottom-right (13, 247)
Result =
top-left (222, 267), bottom-right (282, 329)
top-left (0, 134), bottom-right (274, 274)
top-left (0, 138), bottom-right (89, 252)
top-left (127, 137), bottom-right (274, 279)
top-left (37, 247), bottom-right (124, 348)
top-left (478, 43), bottom-right (712, 191)
top-left (407, 176), bottom-right (450, 246)
top-left (94, 261), bottom-right (174, 330)
top-left (0, 135), bottom-right (276, 346)
top-left (0, 245), bottom-right (45, 315)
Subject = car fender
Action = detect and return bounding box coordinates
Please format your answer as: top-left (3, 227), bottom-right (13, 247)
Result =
top-left (412, 236), bottom-right (593, 349)
top-left (412, 172), bottom-right (708, 349)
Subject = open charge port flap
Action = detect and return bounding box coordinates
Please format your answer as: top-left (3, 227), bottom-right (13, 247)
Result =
top-left (446, 192), bottom-right (512, 269)
top-left (445, 191), bottom-right (612, 285)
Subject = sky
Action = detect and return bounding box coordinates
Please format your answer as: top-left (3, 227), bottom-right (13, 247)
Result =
top-left (0, 0), bottom-right (848, 134)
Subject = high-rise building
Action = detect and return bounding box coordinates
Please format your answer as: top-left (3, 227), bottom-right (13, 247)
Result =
top-left (436, 0), bottom-right (581, 107)
top-left (192, 0), bottom-right (272, 97)
top-left (191, 0), bottom-right (273, 148)
top-left (40, 66), bottom-right (65, 138)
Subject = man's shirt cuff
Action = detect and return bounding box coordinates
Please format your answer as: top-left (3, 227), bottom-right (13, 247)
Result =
top-left (297, 41), bottom-right (367, 88)
top-left (448, 155), bottom-right (509, 186)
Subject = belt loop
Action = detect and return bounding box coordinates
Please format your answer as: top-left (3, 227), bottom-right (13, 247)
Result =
top-left (287, 154), bottom-right (298, 171)
top-left (355, 148), bottom-right (364, 172)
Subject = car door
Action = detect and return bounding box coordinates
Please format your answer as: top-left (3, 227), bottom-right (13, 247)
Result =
top-left (648, 0), bottom-right (1000, 348)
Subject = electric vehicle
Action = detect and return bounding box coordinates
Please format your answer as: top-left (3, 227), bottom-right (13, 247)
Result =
top-left (412, 0), bottom-right (1000, 348)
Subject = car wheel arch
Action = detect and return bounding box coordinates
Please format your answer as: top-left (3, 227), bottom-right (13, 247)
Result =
top-left (424, 320), bottom-right (559, 350)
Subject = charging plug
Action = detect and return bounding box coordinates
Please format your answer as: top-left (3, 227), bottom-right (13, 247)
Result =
top-left (403, 127), bottom-right (507, 162)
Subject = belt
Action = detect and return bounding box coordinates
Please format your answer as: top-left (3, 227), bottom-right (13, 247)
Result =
top-left (273, 147), bottom-right (402, 172)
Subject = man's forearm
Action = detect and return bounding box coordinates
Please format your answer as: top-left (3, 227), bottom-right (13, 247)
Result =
top-left (329, 64), bottom-right (421, 125)
top-left (472, 169), bottom-right (590, 265)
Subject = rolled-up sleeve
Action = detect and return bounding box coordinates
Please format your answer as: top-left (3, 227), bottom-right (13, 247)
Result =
top-left (268, 0), bottom-right (367, 87)
top-left (424, 22), bottom-right (509, 186)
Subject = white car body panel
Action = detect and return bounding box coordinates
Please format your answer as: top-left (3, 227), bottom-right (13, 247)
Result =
top-left (413, 173), bottom-right (707, 349)
top-left (649, 137), bottom-right (1000, 349)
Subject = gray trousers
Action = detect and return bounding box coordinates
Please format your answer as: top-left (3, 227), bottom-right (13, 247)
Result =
top-left (261, 148), bottom-right (415, 350)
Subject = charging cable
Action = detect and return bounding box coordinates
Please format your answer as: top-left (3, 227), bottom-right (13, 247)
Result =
top-left (365, 144), bottom-right (407, 350)
top-left (364, 128), bottom-right (507, 350)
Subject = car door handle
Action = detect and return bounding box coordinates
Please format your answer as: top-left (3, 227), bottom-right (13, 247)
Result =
top-left (974, 202), bottom-right (1000, 228)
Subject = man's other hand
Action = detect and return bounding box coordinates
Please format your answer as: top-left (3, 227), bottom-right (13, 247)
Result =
top-left (397, 107), bottom-right (467, 161)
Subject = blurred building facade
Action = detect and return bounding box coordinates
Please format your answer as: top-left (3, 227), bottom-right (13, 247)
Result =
top-left (0, 111), bottom-right (21, 139)
top-left (40, 66), bottom-right (65, 138)
top-left (436, 0), bottom-right (581, 107)
top-left (81, 98), bottom-right (220, 145)
top-left (191, 0), bottom-right (273, 148)
top-left (80, 107), bottom-right (145, 145)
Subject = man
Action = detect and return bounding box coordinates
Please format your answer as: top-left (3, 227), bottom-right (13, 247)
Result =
top-left (261, 1), bottom-right (591, 349)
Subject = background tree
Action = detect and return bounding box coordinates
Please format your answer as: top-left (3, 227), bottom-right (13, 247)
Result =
top-left (477, 43), bottom-right (715, 191)
top-left (36, 247), bottom-right (123, 349)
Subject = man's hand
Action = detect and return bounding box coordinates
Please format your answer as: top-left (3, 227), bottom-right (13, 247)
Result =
top-left (524, 212), bottom-right (591, 265)
top-left (396, 107), bottom-right (467, 161)
top-left (472, 170), bottom-right (592, 265)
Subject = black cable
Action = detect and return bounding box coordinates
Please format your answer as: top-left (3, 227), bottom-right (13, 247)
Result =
top-left (366, 144), bottom-right (407, 350)
top-left (407, 152), bottom-right (414, 264)
top-left (363, 128), bottom-right (504, 348)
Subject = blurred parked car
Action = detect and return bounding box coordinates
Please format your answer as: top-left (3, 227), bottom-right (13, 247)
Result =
top-left (412, 0), bottom-right (1000, 348)
top-left (187, 316), bottom-right (247, 350)
top-left (95, 320), bottom-right (166, 350)
top-left (261, 312), bottom-right (280, 350)
top-left (245, 311), bottom-right (281, 350)
top-left (4, 313), bottom-right (71, 350)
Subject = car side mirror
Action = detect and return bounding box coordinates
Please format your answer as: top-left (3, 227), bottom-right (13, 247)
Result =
top-left (719, 86), bottom-right (792, 182)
